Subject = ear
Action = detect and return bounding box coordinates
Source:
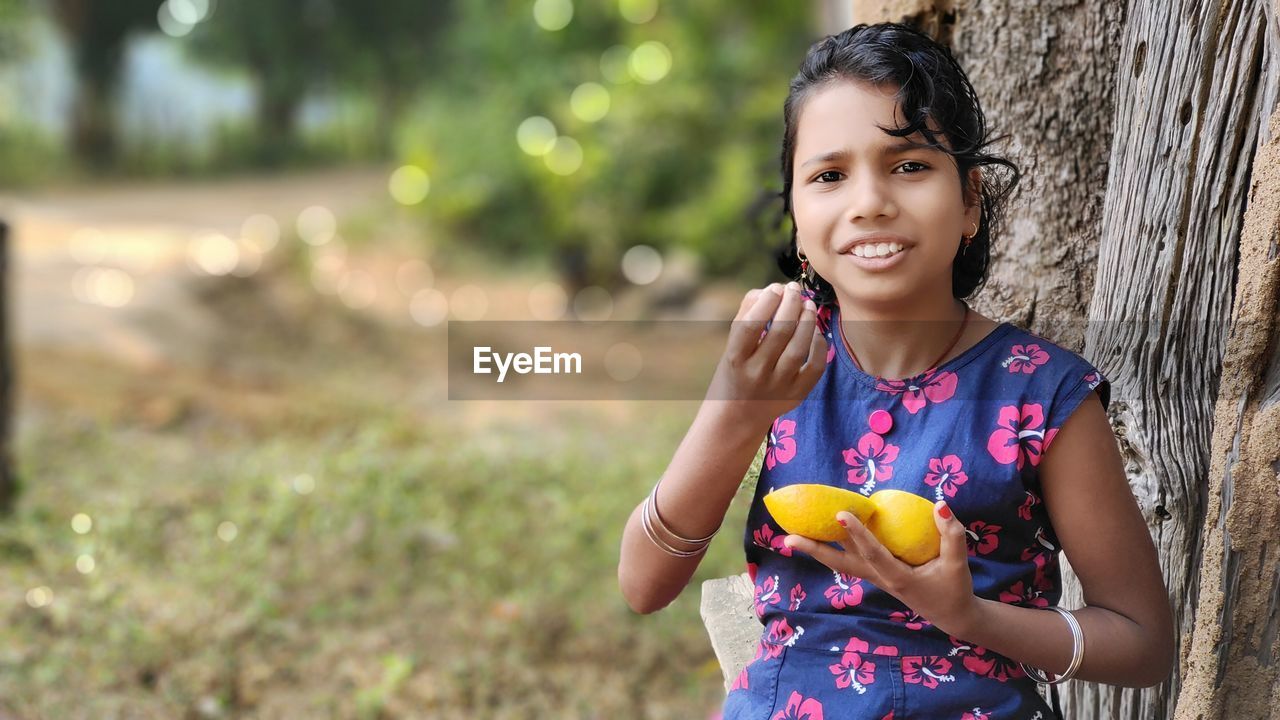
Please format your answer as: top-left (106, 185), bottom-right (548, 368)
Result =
top-left (963, 167), bottom-right (983, 211)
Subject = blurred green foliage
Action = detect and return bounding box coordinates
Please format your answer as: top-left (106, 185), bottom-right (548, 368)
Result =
top-left (406, 0), bottom-right (812, 288)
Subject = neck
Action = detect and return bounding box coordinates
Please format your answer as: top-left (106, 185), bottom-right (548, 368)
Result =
top-left (834, 292), bottom-right (969, 381)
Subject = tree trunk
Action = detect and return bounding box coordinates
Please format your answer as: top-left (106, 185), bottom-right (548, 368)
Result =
top-left (0, 220), bottom-right (15, 514)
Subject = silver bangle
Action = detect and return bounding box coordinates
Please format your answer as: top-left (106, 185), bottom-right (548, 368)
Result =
top-left (641, 491), bottom-right (709, 558)
top-left (648, 478), bottom-right (720, 544)
top-left (1020, 606), bottom-right (1085, 685)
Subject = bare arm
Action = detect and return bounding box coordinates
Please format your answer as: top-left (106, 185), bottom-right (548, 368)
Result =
top-left (956, 390), bottom-right (1176, 688)
top-left (618, 282), bottom-right (828, 615)
top-left (617, 403), bottom-right (769, 614)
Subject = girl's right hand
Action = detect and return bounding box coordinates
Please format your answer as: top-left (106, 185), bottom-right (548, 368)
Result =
top-left (704, 281), bottom-right (829, 424)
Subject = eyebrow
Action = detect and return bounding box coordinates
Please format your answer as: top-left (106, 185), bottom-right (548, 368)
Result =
top-left (800, 141), bottom-right (938, 169)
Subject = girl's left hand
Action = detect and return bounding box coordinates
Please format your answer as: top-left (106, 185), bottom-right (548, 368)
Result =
top-left (782, 501), bottom-right (979, 638)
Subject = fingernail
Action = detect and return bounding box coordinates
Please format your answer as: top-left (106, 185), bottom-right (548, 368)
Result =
top-left (767, 283), bottom-right (784, 295)
top-left (804, 299), bottom-right (817, 312)
top-left (785, 281), bottom-right (800, 293)
top-left (837, 518), bottom-right (847, 527)
top-left (782, 536), bottom-right (795, 548)
top-left (938, 502), bottom-right (953, 520)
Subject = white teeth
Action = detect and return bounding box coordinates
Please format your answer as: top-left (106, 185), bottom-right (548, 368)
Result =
top-left (851, 242), bottom-right (905, 258)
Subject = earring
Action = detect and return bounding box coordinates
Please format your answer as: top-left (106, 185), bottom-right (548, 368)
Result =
top-left (796, 249), bottom-right (816, 293)
top-left (961, 221), bottom-right (979, 255)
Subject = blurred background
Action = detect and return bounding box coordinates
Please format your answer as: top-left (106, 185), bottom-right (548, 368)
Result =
top-left (0, 0), bottom-right (851, 717)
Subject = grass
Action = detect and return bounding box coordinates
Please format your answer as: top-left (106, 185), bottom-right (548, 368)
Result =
top-left (2, 261), bottom-right (763, 718)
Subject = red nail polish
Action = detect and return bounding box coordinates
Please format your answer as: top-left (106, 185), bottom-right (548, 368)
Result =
top-left (938, 503), bottom-right (953, 520)
top-left (837, 517), bottom-right (848, 527)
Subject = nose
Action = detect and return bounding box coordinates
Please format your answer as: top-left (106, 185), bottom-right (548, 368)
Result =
top-left (842, 168), bottom-right (897, 222)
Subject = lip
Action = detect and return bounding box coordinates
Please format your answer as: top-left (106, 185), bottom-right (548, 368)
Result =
top-left (836, 232), bottom-right (913, 255)
top-left (841, 245), bottom-right (910, 272)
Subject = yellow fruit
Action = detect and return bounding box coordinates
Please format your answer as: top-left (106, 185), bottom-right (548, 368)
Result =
top-left (763, 484), bottom-right (876, 542)
top-left (864, 489), bottom-right (941, 566)
top-left (763, 484), bottom-right (941, 566)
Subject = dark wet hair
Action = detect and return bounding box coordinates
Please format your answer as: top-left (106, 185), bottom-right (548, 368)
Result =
top-left (774, 22), bottom-right (1021, 305)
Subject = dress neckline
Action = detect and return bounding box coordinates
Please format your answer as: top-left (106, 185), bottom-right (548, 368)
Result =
top-left (830, 304), bottom-right (1014, 389)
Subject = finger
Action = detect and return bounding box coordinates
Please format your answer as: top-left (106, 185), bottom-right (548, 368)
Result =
top-left (736, 288), bottom-right (764, 319)
top-left (837, 511), bottom-right (912, 583)
top-left (797, 320), bottom-right (830, 379)
top-left (725, 284), bottom-right (783, 361)
top-left (775, 297), bottom-right (818, 378)
top-left (754, 281), bottom-right (805, 361)
top-left (782, 534), bottom-right (861, 574)
top-left (934, 501), bottom-right (967, 563)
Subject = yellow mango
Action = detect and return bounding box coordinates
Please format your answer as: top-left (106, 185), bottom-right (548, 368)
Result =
top-left (763, 484), bottom-right (876, 542)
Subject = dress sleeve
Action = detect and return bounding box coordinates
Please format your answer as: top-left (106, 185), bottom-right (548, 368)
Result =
top-left (1043, 358), bottom-right (1111, 444)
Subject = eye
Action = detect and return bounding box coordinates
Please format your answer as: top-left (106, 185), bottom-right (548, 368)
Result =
top-left (814, 170), bottom-right (843, 183)
top-left (897, 161), bottom-right (929, 174)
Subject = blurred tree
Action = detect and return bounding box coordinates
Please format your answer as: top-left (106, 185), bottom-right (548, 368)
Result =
top-left (405, 0), bottom-right (813, 299)
top-left (0, 220), bottom-right (13, 514)
top-left (187, 1), bottom-right (335, 166)
top-left (44, 0), bottom-right (164, 168)
top-left (328, 0), bottom-right (456, 155)
top-left (188, 0), bottom-right (454, 164)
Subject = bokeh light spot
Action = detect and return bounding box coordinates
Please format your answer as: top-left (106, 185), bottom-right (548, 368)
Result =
top-left (389, 165), bottom-right (431, 206)
top-left (217, 521), bottom-right (238, 543)
top-left (517, 116), bottom-right (558, 156)
top-left (528, 282), bottom-right (568, 320)
top-left (71, 513), bottom-right (93, 535)
top-left (604, 342), bottom-right (643, 381)
top-left (618, 0), bottom-right (658, 23)
top-left (25, 586), bottom-right (53, 609)
top-left (544, 136), bottom-right (583, 176)
top-left (533, 0), bottom-right (573, 31)
top-left (630, 41), bottom-right (672, 83)
top-left (76, 554), bottom-right (96, 575)
top-left (395, 259), bottom-right (435, 295)
top-left (296, 206), bottom-right (337, 246)
top-left (410, 288), bottom-right (449, 327)
top-left (621, 244), bottom-right (664, 285)
top-left (157, 1), bottom-right (194, 37)
top-left (189, 233), bottom-right (240, 276)
top-left (291, 474), bottom-right (315, 495)
top-left (570, 83), bottom-right (611, 123)
top-left (241, 214), bottom-right (279, 253)
top-left (450, 285), bottom-right (489, 321)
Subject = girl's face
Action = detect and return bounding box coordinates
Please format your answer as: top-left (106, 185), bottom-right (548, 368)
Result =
top-left (790, 79), bottom-right (981, 313)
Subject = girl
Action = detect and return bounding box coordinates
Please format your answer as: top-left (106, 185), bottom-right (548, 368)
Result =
top-left (617, 23), bottom-right (1174, 719)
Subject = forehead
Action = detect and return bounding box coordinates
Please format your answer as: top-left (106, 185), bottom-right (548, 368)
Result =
top-left (794, 79), bottom-right (943, 161)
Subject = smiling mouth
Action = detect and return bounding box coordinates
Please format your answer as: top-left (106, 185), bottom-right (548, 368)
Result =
top-left (845, 242), bottom-right (907, 259)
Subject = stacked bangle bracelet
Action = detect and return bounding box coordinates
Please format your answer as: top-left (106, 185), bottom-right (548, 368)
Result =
top-left (640, 478), bottom-right (720, 558)
top-left (1021, 606), bottom-right (1086, 684)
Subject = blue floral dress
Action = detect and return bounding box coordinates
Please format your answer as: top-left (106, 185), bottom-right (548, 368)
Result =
top-left (721, 300), bottom-right (1110, 720)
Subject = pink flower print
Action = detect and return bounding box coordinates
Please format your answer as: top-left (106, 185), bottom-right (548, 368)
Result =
top-left (1003, 343), bottom-right (1050, 374)
top-left (1042, 426), bottom-right (1061, 456)
top-left (948, 637), bottom-right (1026, 683)
top-left (873, 644), bottom-right (900, 657)
top-left (828, 640), bottom-right (877, 694)
top-left (788, 583), bottom-right (807, 611)
top-left (842, 432), bottom-right (899, 496)
top-left (964, 521), bottom-right (1001, 557)
top-left (771, 691), bottom-right (824, 720)
top-left (962, 709), bottom-right (993, 720)
top-left (1085, 370), bottom-right (1103, 391)
top-left (1018, 491), bottom-right (1041, 521)
top-left (765, 618), bottom-right (803, 652)
top-left (901, 656), bottom-right (955, 689)
top-left (754, 524), bottom-right (794, 557)
top-left (875, 370), bottom-right (958, 415)
top-left (731, 665), bottom-right (749, 691)
top-left (754, 574), bottom-right (782, 618)
top-left (999, 580), bottom-right (1049, 608)
top-left (889, 609), bottom-right (931, 630)
top-left (987, 403), bottom-right (1049, 469)
top-left (824, 571), bottom-right (865, 610)
top-left (766, 418), bottom-right (798, 470)
top-left (923, 454), bottom-right (969, 500)
top-left (826, 340), bottom-right (835, 364)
